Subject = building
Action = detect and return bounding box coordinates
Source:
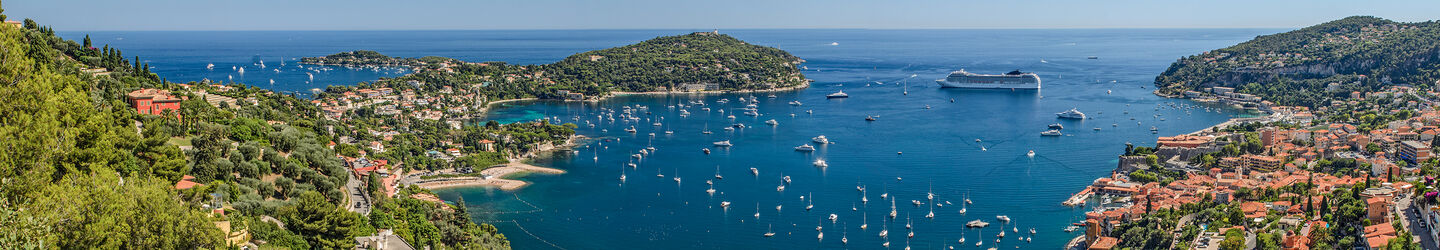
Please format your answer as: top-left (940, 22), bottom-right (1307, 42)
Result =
top-left (1242, 154), bottom-right (1284, 172)
top-left (1398, 140), bottom-right (1431, 164)
top-left (354, 229), bottom-right (415, 250)
top-left (1088, 236), bottom-right (1118, 250)
top-left (126, 88), bottom-right (183, 116)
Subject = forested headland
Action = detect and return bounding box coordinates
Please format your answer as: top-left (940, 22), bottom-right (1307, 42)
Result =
top-left (1155, 16), bottom-right (1440, 107)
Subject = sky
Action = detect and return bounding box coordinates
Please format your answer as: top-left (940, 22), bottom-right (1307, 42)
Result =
top-left (9, 0), bottom-right (1440, 31)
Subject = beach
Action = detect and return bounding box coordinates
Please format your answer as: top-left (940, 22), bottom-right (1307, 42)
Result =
top-left (405, 135), bottom-right (580, 191)
top-left (410, 162), bottom-right (567, 191)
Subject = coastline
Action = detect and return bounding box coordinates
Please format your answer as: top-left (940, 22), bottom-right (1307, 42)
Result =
top-left (418, 81), bottom-right (808, 191)
top-left (406, 135), bottom-right (582, 191)
top-left (606, 80), bottom-right (811, 98)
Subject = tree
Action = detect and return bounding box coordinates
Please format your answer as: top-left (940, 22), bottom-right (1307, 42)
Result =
top-left (1220, 228), bottom-right (1245, 250)
top-left (278, 191), bottom-right (367, 249)
top-left (82, 34), bottom-right (90, 48)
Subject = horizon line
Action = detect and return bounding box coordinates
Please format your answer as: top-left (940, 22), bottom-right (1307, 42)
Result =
top-left (54, 26), bottom-right (1302, 33)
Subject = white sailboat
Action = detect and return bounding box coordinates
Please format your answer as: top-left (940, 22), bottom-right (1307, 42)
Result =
top-left (764, 224), bottom-right (775, 237)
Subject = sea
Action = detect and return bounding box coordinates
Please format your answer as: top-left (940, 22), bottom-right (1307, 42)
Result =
top-left (62, 28), bottom-right (1285, 249)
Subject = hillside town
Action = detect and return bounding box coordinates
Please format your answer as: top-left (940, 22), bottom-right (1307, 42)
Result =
top-left (1071, 86), bottom-right (1436, 249)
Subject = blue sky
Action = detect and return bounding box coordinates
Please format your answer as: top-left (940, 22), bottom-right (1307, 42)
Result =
top-left (9, 0), bottom-right (1440, 31)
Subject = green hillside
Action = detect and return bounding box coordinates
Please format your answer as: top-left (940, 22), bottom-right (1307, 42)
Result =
top-left (1154, 16), bottom-right (1440, 107)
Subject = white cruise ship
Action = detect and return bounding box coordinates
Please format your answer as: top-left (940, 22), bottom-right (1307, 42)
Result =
top-left (935, 69), bottom-right (1041, 89)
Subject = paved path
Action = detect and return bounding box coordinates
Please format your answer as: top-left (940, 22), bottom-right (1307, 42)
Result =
top-left (344, 171), bottom-right (371, 215)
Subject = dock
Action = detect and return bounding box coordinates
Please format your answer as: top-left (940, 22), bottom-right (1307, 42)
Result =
top-left (1062, 188), bottom-right (1093, 207)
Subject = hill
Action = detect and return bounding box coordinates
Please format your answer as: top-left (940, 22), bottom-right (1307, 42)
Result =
top-left (307, 31), bottom-right (808, 100)
top-left (1154, 16), bottom-right (1440, 107)
top-left (0, 11), bottom-right (511, 250)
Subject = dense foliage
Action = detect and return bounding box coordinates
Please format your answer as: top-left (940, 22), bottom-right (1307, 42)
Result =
top-left (1155, 16), bottom-right (1440, 107)
top-left (0, 9), bottom-right (510, 249)
top-left (308, 32), bottom-right (807, 99)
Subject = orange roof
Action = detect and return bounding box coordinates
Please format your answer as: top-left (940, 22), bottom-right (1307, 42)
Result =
top-left (175, 180), bottom-right (202, 190)
top-left (1089, 236), bottom-right (1119, 250)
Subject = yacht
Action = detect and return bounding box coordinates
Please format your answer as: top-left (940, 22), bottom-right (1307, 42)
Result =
top-left (826, 90), bottom-right (850, 98)
top-left (624, 126), bottom-right (637, 133)
top-left (1056, 108), bottom-right (1086, 119)
top-left (996, 215), bottom-right (1011, 223)
top-left (966, 220), bottom-right (990, 228)
top-left (813, 159), bottom-right (828, 167)
top-left (1040, 130), bottom-right (1062, 136)
top-left (812, 135), bottom-right (830, 144)
top-left (713, 140), bottom-right (733, 147)
top-left (795, 144), bottom-right (816, 152)
top-left (1048, 123), bottom-right (1063, 129)
top-left (765, 119), bottom-right (778, 126)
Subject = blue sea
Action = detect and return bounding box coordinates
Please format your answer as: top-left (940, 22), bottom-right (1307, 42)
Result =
top-left (63, 29), bottom-right (1284, 249)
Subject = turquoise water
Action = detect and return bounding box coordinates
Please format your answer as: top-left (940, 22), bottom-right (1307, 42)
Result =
top-left (67, 29), bottom-right (1284, 249)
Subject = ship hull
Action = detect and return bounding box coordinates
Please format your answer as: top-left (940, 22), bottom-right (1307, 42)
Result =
top-left (936, 80), bottom-right (1041, 89)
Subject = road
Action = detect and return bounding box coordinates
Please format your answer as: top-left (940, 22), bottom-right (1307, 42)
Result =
top-left (344, 171), bottom-right (371, 215)
top-left (1395, 194), bottom-right (1435, 249)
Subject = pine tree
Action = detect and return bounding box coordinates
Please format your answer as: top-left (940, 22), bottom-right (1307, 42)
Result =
top-left (83, 34), bottom-right (91, 48)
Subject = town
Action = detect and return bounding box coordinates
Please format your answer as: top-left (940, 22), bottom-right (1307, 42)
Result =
top-left (1071, 86), bottom-right (1437, 249)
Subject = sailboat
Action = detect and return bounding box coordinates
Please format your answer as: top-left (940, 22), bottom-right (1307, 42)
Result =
top-left (806, 192), bottom-right (814, 210)
top-left (842, 224), bottom-right (848, 245)
top-left (754, 203), bottom-right (760, 218)
top-left (926, 183), bottom-right (936, 219)
top-left (890, 199), bottom-right (898, 219)
top-left (860, 210), bottom-right (868, 230)
top-left (714, 166), bottom-right (723, 179)
top-left (764, 224), bottom-right (775, 237)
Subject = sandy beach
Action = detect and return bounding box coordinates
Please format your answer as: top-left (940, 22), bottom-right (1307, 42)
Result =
top-left (407, 136), bottom-right (580, 191)
top-left (411, 162), bottom-right (567, 191)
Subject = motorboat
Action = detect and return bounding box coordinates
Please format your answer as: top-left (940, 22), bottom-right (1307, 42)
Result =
top-left (826, 90), bottom-right (850, 98)
top-left (713, 140), bottom-right (733, 147)
top-left (795, 144), bottom-right (816, 152)
top-left (1040, 130), bottom-right (1062, 136)
top-left (812, 135), bottom-right (830, 144)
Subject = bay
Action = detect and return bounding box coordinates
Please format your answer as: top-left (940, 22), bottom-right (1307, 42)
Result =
top-left (61, 29), bottom-right (1282, 249)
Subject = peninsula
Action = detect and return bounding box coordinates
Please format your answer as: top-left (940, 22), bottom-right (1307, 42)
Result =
top-left (302, 31), bottom-right (809, 192)
top-left (303, 31), bottom-right (810, 101)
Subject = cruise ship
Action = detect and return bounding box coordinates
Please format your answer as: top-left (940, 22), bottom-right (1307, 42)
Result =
top-left (935, 69), bottom-right (1041, 89)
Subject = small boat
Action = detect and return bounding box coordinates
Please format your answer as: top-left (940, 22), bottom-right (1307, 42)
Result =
top-left (1040, 130), bottom-right (1062, 136)
top-left (1087, 56), bottom-right (1099, 59)
top-left (829, 214), bottom-right (838, 222)
top-left (1055, 108), bottom-right (1086, 119)
top-left (713, 140), bottom-right (733, 147)
top-left (812, 135), bottom-right (830, 144)
top-left (624, 126), bottom-right (637, 133)
top-left (702, 148), bottom-right (711, 154)
top-left (751, 167), bottom-right (759, 176)
top-left (789, 100), bottom-right (803, 106)
top-left (966, 220), bottom-right (990, 228)
top-left (813, 159), bottom-right (828, 167)
top-left (795, 144), bottom-right (816, 152)
top-left (783, 176), bottom-right (792, 184)
top-left (721, 201), bottom-right (731, 207)
top-left (765, 119), bottom-right (778, 126)
top-left (865, 116), bottom-right (877, 121)
top-left (996, 215), bottom-right (1010, 223)
top-left (1048, 123), bottom-right (1063, 129)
